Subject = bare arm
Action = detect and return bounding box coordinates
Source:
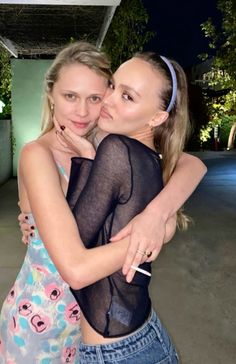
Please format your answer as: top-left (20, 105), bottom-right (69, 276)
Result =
top-left (19, 142), bottom-right (130, 290)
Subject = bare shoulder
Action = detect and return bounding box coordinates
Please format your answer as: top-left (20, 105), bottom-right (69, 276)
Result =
top-left (20, 139), bottom-right (53, 162)
top-left (19, 140), bottom-right (55, 175)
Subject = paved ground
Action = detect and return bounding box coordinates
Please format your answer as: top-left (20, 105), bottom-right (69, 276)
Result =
top-left (0, 150), bottom-right (235, 363)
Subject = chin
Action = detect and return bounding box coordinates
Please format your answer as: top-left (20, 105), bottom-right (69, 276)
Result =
top-left (98, 119), bottom-right (113, 134)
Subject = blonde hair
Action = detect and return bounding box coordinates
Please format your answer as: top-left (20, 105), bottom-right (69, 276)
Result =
top-left (134, 52), bottom-right (191, 230)
top-left (41, 41), bottom-right (112, 134)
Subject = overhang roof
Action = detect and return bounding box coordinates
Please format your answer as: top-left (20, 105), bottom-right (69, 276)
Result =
top-left (0, 0), bottom-right (121, 58)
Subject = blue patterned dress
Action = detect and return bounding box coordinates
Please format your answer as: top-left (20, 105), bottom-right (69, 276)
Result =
top-left (0, 165), bottom-right (81, 363)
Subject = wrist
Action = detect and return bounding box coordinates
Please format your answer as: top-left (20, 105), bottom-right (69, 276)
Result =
top-left (144, 195), bottom-right (170, 223)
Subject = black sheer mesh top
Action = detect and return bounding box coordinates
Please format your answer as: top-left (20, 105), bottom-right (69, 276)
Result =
top-left (66, 134), bottom-right (163, 338)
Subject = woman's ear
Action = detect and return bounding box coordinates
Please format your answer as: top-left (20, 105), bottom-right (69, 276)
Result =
top-left (149, 111), bottom-right (169, 128)
top-left (48, 93), bottom-right (54, 105)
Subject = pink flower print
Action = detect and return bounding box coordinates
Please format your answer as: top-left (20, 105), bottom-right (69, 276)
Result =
top-left (65, 303), bottom-right (80, 324)
top-left (6, 358), bottom-right (17, 364)
top-left (7, 286), bottom-right (16, 304)
top-left (62, 346), bottom-right (77, 363)
top-left (6, 360), bottom-right (17, 364)
top-left (18, 300), bottom-right (33, 317)
top-left (0, 337), bottom-right (4, 355)
top-left (9, 315), bottom-right (19, 333)
top-left (30, 313), bottom-right (50, 333)
top-left (45, 283), bottom-right (63, 301)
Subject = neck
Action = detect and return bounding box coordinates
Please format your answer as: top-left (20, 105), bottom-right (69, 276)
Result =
top-left (129, 126), bottom-right (155, 151)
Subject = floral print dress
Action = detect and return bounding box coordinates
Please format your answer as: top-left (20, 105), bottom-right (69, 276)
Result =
top-left (0, 165), bottom-right (81, 364)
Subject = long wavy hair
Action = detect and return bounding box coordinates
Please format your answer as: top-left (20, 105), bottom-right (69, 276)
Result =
top-left (41, 41), bottom-right (112, 135)
top-left (134, 52), bottom-right (191, 230)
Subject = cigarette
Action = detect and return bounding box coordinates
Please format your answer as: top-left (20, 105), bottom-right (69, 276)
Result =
top-left (131, 265), bottom-right (151, 277)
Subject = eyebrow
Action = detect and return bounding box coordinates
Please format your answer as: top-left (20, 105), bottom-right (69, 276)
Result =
top-left (62, 89), bottom-right (104, 95)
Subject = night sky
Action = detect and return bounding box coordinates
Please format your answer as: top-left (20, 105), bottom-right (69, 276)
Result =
top-left (142, 0), bottom-right (221, 68)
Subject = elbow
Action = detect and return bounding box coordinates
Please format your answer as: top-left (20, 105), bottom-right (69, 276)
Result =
top-left (62, 261), bottom-right (90, 290)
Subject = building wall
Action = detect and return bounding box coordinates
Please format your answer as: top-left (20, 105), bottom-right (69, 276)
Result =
top-left (0, 119), bottom-right (12, 185)
top-left (11, 59), bottom-right (52, 175)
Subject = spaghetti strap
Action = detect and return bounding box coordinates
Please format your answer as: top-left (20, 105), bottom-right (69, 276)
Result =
top-left (55, 160), bottom-right (69, 183)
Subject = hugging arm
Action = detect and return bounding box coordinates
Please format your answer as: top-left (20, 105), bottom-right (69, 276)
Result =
top-left (112, 152), bottom-right (207, 276)
top-left (19, 142), bottom-right (134, 290)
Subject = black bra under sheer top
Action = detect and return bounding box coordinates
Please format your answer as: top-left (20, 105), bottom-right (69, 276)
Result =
top-left (66, 134), bottom-right (163, 338)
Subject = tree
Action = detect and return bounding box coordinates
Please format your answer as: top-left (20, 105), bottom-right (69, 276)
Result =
top-left (199, 0), bottom-right (236, 149)
top-left (102, 0), bottom-right (155, 71)
top-left (0, 46), bottom-right (11, 119)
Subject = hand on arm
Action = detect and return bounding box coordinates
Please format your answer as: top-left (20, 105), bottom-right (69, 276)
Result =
top-left (18, 212), bottom-right (34, 245)
top-left (111, 152), bottom-right (207, 278)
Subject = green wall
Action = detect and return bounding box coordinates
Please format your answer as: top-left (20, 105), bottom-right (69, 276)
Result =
top-left (0, 119), bottom-right (12, 185)
top-left (11, 59), bottom-right (52, 175)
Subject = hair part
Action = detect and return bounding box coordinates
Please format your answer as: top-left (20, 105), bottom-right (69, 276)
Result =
top-left (134, 52), bottom-right (191, 230)
top-left (41, 41), bottom-right (112, 135)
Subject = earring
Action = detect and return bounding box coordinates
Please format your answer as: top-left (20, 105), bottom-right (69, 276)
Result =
top-left (50, 103), bottom-right (54, 113)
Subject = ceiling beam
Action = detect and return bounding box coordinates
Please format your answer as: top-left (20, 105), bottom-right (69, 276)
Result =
top-left (96, 5), bottom-right (118, 48)
top-left (0, 36), bottom-right (18, 57)
top-left (0, 0), bottom-right (120, 5)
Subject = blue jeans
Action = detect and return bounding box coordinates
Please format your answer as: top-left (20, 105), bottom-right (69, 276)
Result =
top-left (79, 309), bottom-right (179, 364)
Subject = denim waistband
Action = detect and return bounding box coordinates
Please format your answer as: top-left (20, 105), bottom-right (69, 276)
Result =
top-left (79, 309), bottom-right (170, 363)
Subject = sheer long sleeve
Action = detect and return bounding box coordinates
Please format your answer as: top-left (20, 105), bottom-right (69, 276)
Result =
top-left (67, 134), bottom-right (132, 247)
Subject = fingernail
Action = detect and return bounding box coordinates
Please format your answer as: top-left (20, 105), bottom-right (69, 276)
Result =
top-left (60, 125), bottom-right (65, 131)
top-left (31, 226), bottom-right (35, 230)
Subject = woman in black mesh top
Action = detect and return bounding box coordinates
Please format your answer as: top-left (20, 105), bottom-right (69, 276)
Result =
top-left (62, 52), bottom-right (192, 363)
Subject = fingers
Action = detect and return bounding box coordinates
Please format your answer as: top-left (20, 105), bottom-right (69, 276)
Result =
top-left (18, 212), bottom-right (28, 223)
top-left (110, 224), bottom-right (132, 242)
top-left (123, 236), bottom-right (163, 282)
top-left (19, 222), bottom-right (32, 234)
top-left (22, 233), bottom-right (30, 246)
top-left (53, 117), bottom-right (61, 131)
top-left (122, 235), bottom-right (139, 275)
top-left (146, 244), bottom-right (162, 263)
top-left (122, 236), bottom-right (147, 276)
top-left (126, 266), bottom-right (136, 283)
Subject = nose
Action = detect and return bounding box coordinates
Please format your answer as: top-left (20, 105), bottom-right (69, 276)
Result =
top-left (75, 99), bottom-right (88, 117)
top-left (103, 87), bottom-right (114, 106)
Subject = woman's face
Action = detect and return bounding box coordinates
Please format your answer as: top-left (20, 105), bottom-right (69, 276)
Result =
top-left (49, 63), bottom-right (108, 136)
top-left (98, 57), bottom-right (165, 136)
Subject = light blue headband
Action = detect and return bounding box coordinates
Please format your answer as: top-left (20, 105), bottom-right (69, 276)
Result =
top-left (160, 56), bottom-right (177, 113)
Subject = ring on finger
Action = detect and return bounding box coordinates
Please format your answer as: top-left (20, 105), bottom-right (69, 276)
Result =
top-left (137, 249), bottom-right (146, 256)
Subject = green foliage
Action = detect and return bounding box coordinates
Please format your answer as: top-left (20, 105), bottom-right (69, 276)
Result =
top-left (102, 0), bottom-right (155, 71)
top-left (0, 46), bottom-right (12, 119)
top-left (199, 0), bottom-right (236, 147)
top-left (200, 123), bottom-right (213, 143)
